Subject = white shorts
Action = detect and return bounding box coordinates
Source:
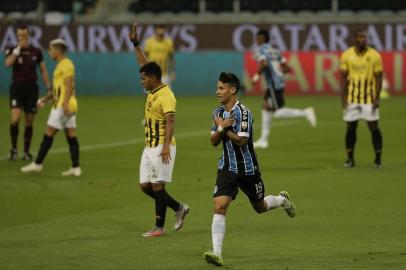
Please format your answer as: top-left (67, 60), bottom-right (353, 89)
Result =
top-left (47, 108), bottom-right (77, 130)
top-left (139, 144), bottom-right (176, 184)
top-left (343, 103), bottom-right (380, 122)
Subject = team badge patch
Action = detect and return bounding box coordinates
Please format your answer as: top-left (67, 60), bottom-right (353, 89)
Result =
top-left (241, 121), bottom-right (248, 129)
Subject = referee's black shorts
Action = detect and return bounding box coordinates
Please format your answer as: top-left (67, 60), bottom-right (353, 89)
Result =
top-left (9, 82), bottom-right (39, 114)
top-left (264, 88), bottom-right (285, 110)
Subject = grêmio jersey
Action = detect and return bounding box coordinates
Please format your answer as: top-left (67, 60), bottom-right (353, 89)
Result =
top-left (211, 101), bottom-right (260, 176)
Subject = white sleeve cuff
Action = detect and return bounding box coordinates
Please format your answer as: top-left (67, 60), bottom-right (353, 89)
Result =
top-left (237, 132), bottom-right (250, 137)
top-left (211, 131), bottom-right (216, 134)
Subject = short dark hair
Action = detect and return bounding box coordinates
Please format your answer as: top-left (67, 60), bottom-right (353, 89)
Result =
top-left (16, 24), bottom-right (29, 32)
top-left (219, 72), bottom-right (240, 93)
top-left (257, 29), bottom-right (270, 43)
top-left (353, 28), bottom-right (366, 37)
top-left (139, 62), bottom-right (162, 80)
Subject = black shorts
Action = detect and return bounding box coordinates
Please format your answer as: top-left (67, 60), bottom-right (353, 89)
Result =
top-left (9, 82), bottom-right (39, 114)
top-left (213, 170), bottom-right (265, 202)
top-left (264, 88), bottom-right (285, 110)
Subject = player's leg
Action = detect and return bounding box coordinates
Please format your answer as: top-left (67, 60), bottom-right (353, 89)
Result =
top-left (22, 113), bottom-right (35, 161)
top-left (238, 174), bottom-right (296, 216)
top-left (204, 195), bottom-right (231, 266)
top-left (343, 104), bottom-right (360, 167)
top-left (9, 83), bottom-right (22, 160)
top-left (61, 127), bottom-right (81, 176)
top-left (254, 89), bottom-right (272, 149)
top-left (272, 91), bottom-right (317, 127)
top-left (367, 120), bottom-right (383, 168)
top-left (21, 126), bottom-right (58, 173)
top-left (344, 121), bottom-right (358, 167)
top-left (204, 171), bottom-right (238, 266)
top-left (22, 83), bottom-right (39, 161)
top-left (9, 108), bottom-right (21, 160)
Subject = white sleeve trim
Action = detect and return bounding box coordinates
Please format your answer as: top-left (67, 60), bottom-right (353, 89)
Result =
top-left (237, 132), bottom-right (250, 137)
top-left (257, 55), bottom-right (266, 61)
top-left (211, 131), bottom-right (216, 134)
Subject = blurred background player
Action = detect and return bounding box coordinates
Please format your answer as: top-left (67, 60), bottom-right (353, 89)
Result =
top-left (4, 24), bottom-right (51, 161)
top-left (21, 39), bottom-right (81, 176)
top-left (253, 29), bottom-right (317, 149)
top-left (340, 29), bottom-right (383, 168)
top-left (203, 72), bottom-right (295, 266)
top-left (144, 24), bottom-right (175, 86)
top-left (129, 23), bottom-right (189, 237)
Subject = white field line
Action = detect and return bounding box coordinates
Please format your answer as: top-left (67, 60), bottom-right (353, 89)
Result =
top-left (1, 122), bottom-right (296, 160)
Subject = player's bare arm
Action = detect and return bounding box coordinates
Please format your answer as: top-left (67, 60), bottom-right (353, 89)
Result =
top-left (39, 62), bottom-right (51, 90)
top-left (253, 59), bottom-right (268, 82)
top-left (161, 113), bottom-right (175, 164)
top-left (129, 22), bottom-right (148, 67)
top-left (225, 130), bottom-right (248, 146)
top-left (373, 71), bottom-right (383, 110)
top-left (4, 50), bottom-right (19, 67)
top-left (63, 76), bottom-right (74, 116)
top-left (340, 70), bottom-right (349, 109)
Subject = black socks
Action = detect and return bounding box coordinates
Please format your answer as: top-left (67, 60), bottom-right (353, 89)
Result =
top-left (153, 189), bottom-right (181, 228)
top-left (24, 126), bottom-right (33, 154)
top-left (345, 121), bottom-right (358, 160)
top-left (154, 190), bottom-right (167, 228)
top-left (371, 129), bottom-right (383, 161)
top-left (67, 137), bottom-right (80, 167)
top-left (35, 135), bottom-right (53, 165)
top-left (10, 124), bottom-right (19, 150)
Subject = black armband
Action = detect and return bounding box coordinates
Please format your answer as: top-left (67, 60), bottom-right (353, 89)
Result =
top-left (131, 40), bottom-right (140, 47)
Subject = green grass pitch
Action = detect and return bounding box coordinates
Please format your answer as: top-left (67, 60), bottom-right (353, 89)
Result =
top-left (1, 95), bottom-right (405, 270)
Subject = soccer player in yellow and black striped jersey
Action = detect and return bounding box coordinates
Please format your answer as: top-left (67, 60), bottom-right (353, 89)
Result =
top-left (340, 29), bottom-right (383, 168)
top-left (144, 25), bottom-right (175, 86)
top-left (21, 39), bottom-right (81, 176)
top-left (129, 23), bottom-right (189, 237)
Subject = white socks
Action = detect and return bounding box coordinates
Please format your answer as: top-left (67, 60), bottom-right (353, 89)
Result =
top-left (212, 214), bottom-right (226, 256)
top-left (259, 109), bottom-right (272, 142)
top-left (264, 195), bottom-right (289, 210)
top-left (274, 107), bottom-right (307, 119)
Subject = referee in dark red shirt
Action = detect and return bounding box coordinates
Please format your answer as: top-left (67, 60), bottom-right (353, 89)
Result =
top-left (4, 24), bottom-right (51, 161)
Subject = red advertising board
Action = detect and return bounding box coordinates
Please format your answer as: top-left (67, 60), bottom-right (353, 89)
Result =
top-left (244, 51), bottom-right (406, 95)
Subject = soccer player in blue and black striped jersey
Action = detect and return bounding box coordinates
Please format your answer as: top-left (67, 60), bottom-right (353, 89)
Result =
top-left (203, 72), bottom-right (296, 267)
top-left (253, 29), bottom-right (317, 149)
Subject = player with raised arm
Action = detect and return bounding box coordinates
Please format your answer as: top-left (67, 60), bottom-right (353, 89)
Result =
top-left (21, 39), bottom-right (81, 176)
top-left (340, 29), bottom-right (384, 168)
top-left (129, 23), bottom-right (189, 237)
top-left (203, 72), bottom-right (296, 266)
top-left (4, 24), bottom-right (51, 161)
top-left (253, 29), bottom-right (317, 149)
top-left (144, 24), bottom-right (175, 86)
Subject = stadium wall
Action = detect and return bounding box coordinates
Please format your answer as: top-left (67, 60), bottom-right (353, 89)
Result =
top-left (0, 52), bottom-right (244, 95)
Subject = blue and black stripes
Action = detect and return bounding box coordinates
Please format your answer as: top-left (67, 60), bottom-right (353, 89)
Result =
top-left (211, 102), bottom-right (259, 176)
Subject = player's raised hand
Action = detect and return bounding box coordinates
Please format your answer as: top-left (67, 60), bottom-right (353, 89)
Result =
top-left (129, 22), bottom-right (139, 44)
